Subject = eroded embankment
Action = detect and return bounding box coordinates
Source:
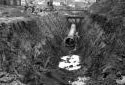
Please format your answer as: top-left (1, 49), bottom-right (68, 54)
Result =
top-left (0, 13), bottom-right (71, 85)
top-left (74, 1), bottom-right (125, 84)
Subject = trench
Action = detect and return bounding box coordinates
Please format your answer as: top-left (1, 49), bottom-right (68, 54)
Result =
top-left (0, 11), bottom-right (108, 85)
top-left (0, 0), bottom-right (125, 85)
top-left (0, 12), bottom-right (82, 85)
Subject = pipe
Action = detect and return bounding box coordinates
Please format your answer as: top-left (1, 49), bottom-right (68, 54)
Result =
top-left (68, 24), bottom-right (76, 37)
top-left (64, 23), bottom-right (77, 47)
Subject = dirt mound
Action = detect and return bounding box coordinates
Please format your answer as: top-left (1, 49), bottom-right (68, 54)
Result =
top-left (75, 0), bottom-right (125, 85)
top-left (0, 13), bottom-right (71, 85)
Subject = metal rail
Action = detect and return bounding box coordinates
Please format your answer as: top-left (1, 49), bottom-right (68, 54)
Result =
top-left (42, 9), bottom-right (86, 12)
top-left (56, 9), bottom-right (86, 11)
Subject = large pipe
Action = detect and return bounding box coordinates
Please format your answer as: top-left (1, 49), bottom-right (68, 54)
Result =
top-left (64, 23), bottom-right (77, 47)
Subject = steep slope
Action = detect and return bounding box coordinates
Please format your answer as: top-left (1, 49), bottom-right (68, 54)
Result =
top-left (0, 12), bottom-right (71, 85)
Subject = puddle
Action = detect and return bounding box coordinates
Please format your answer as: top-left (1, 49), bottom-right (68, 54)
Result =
top-left (58, 55), bottom-right (81, 71)
top-left (69, 76), bottom-right (90, 85)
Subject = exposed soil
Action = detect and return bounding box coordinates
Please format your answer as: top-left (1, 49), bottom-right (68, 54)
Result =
top-left (0, 0), bottom-right (125, 85)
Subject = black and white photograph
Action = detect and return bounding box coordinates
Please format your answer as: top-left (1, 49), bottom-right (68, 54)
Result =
top-left (0, 0), bottom-right (125, 85)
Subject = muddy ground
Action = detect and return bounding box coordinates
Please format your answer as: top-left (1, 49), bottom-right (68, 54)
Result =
top-left (0, 0), bottom-right (125, 85)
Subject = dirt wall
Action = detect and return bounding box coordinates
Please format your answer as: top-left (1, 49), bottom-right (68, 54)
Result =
top-left (0, 13), bottom-right (71, 85)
